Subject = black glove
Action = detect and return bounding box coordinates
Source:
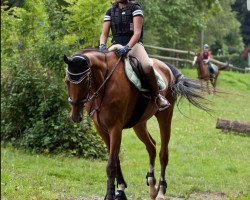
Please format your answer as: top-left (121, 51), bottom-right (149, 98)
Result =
top-left (99, 44), bottom-right (107, 52)
top-left (116, 45), bottom-right (131, 58)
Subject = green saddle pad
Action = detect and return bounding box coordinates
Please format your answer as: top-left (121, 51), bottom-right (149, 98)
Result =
top-left (124, 59), bottom-right (166, 92)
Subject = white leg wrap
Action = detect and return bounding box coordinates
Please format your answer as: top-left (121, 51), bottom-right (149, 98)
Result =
top-left (156, 185), bottom-right (165, 200)
top-left (118, 184), bottom-right (125, 191)
top-left (148, 177), bottom-right (157, 199)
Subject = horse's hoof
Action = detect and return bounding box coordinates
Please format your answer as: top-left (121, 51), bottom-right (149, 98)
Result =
top-left (115, 190), bottom-right (127, 200)
top-left (149, 186), bottom-right (158, 199)
top-left (155, 197), bottom-right (165, 200)
top-left (105, 194), bottom-right (115, 200)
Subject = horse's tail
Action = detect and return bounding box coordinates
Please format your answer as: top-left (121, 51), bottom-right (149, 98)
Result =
top-left (167, 63), bottom-right (210, 111)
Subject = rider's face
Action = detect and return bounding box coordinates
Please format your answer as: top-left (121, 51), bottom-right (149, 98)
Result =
top-left (204, 48), bottom-right (209, 52)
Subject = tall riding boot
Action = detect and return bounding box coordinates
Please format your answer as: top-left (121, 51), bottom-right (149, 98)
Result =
top-left (144, 67), bottom-right (170, 111)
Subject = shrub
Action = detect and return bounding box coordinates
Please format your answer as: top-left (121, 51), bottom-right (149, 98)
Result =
top-left (1, 65), bottom-right (107, 159)
top-left (213, 54), bottom-right (248, 69)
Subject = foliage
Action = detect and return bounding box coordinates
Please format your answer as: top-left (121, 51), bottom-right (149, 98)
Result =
top-left (232, 0), bottom-right (250, 46)
top-left (1, 65), bottom-right (106, 159)
top-left (213, 54), bottom-right (248, 68)
top-left (63, 0), bottom-right (111, 48)
top-left (1, 1), bottom-right (106, 159)
top-left (137, 0), bottom-right (208, 50)
top-left (204, 0), bottom-right (244, 55)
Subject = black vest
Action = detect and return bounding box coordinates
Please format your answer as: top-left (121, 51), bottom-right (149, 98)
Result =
top-left (110, 3), bottom-right (143, 45)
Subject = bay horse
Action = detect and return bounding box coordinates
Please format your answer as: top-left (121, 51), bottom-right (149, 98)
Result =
top-left (192, 52), bottom-right (219, 94)
top-left (64, 47), bottom-right (207, 200)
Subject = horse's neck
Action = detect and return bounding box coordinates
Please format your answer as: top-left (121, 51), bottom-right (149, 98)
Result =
top-left (89, 52), bottom-right (118, 92)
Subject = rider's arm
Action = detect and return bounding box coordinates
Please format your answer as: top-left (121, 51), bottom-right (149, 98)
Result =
top-left (127, 5), bottom-right (143, 48)
top-left (207, 51), bottom-right (212, 60)
top-left (100, 9), bottom-right (111, 45)
top-left (127, 16), bottom-right (143, 48)
top-left (100, 21), bottom-right (111, 45)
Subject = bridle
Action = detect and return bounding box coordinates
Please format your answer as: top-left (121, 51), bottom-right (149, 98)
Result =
top-left (66, 55), bottom-right (92, 106)
top-left (66, 53), bottom-right (122, 109)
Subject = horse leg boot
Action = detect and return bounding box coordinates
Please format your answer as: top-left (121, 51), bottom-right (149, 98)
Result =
top-left (144, 67), bottom-right (170, 111)
top-left (115, 158), bottom-right (127, 200)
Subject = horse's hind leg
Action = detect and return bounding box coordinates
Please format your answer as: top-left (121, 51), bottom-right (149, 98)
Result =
top-left (133, 122), bottom-right (157, 199)
top-left (155, 108), bottom-right (173, 200)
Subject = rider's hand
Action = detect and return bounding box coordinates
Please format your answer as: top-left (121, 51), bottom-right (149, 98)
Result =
top-left (204, 59), bottom-right (209, 64)
top-left (99, 44), bottom-right (107, 52)
top-left (116, 45), bottom-right (131, 58)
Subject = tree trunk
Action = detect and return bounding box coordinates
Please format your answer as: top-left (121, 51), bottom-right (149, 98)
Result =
top-left (216, 118), bottom-right (250, 135)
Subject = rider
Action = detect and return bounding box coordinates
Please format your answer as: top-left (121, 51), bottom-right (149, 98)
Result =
top-left (202, 44), bottom-right (215, 76)
top-left (99, 0), bottom-right (170, 111)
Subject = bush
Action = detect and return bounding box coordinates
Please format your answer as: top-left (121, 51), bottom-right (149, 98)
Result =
top-left (1, 65), bottom-right (107, 159)
top-left (213, 54), bottom-right (248, 69)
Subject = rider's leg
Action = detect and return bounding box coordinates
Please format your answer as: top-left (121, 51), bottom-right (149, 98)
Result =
top-left (128, 43), bottom-right (170, 111)
top-left (207, 61), bottom-right (215, 78)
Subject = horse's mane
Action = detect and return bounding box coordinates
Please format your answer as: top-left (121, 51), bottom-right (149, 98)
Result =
top-left (79, 48), bottom-right (99, 54)
top-left (77, 47), bottom-right (118, 55)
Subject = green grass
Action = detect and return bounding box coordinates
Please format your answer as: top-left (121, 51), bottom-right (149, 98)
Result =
top-left (1, 69), bottom-right (250, 200)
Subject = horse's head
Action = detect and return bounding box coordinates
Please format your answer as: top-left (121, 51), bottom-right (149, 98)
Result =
top-left (196, 53), bottom-right (204, 63)
top-left (64, 54), bottom-right (90, 122)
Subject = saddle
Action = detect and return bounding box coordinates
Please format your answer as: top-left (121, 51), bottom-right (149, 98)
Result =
top-left (125, 56), bottom-right (166, 92)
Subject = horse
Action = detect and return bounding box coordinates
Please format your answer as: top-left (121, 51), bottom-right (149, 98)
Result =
top-left (192, 52), bottom-right (219, 94)
top-left (64, 47), bottom-right (207, 200)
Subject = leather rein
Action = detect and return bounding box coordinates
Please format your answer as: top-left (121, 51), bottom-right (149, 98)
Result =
top-left (66, 53), bottom-right (122, 116)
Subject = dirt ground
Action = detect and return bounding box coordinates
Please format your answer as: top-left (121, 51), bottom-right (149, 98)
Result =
top-left (76, 192), bottom-right (228, 200)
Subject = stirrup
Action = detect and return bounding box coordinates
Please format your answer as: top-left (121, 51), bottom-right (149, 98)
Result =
top-left (155, 95), bottom-right (170, 111)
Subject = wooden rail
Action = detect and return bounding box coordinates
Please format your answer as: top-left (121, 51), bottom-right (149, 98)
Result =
top-left (145, 44), bottom-right (246, 72)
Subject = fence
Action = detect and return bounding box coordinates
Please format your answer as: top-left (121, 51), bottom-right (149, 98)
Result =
top-left (145, 44), bottom-right (247, 73)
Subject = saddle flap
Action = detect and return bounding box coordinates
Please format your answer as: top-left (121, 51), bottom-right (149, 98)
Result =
top-left (124, 57), bottom-right (166, 92)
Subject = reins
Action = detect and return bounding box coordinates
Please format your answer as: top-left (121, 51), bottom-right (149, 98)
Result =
top-left (88, 56), bottom-right (122, 103)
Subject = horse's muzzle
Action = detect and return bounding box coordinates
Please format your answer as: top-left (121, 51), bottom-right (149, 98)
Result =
top-left (70, 112), bottom-right (83, 123)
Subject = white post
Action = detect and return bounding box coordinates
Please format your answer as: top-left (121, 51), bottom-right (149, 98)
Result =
top-left (248, 52), bottom-right (250, 67)
top-left (247, 0), bottom-right (250, 11)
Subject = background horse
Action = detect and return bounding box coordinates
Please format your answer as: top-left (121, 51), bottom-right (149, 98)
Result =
top-left (193, 52), bottom-right (219, 94)
top-left (64, 48), bottom-right (207, 200)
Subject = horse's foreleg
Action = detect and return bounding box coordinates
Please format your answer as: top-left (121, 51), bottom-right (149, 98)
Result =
top-left (105, 127), bottom-right (122, 200)
top-left (133, 123), bottom-right (157, 200)
top-left (155, 109), bottom-right (173, 200)
top-left (206, 80), bottom-right (211, 94)
top-left (115, 158), bottom-right (128, 200)
top-left (211, 76), bottom-right (218, 94)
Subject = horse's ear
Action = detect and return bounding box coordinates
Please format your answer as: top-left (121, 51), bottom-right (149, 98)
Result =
top-left (63, 55), bottom-right (72, 64)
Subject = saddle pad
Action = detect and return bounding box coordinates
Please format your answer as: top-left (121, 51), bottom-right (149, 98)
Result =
top-left (124, 59), bottom-right (166, 92)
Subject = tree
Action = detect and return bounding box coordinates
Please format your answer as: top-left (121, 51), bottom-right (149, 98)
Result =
top-left (136, 0), bottom-right (219, 51)
top-left (204, 0), bottom-right (244, 54)
top-left (232, 0), bottom-right (250, 46)
top-left (63, 0), bottom-right (111, 48)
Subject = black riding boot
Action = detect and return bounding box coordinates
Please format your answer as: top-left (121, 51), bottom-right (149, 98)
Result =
top-left (144, 67), bottom-right (170, 111)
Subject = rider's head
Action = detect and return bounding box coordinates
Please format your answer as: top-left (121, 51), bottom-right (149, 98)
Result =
top-left (116, 0), bottom-right (128, 3)
top-left (204, 44), bottom-right (209, 52)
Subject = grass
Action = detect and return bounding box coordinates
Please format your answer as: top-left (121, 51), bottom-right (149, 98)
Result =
top-left (1, 69), bottom-right (250, 200)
